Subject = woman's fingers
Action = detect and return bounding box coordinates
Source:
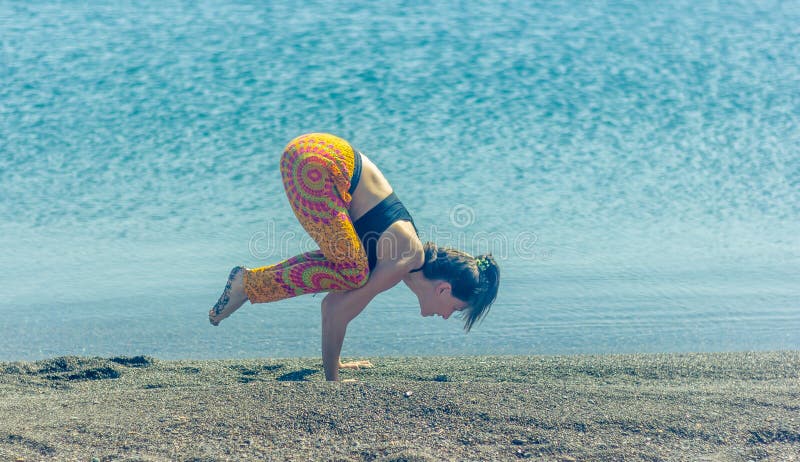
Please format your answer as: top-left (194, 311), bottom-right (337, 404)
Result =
top-left (339, 360), bottom-right (375, 369)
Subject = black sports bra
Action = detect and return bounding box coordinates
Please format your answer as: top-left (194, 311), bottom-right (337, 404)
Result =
top-left (353, 192), bottom-right (421, 271)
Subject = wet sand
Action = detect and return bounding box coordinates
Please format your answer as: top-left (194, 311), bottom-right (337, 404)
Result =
top-left (1, 352), bottom-right (798, 461)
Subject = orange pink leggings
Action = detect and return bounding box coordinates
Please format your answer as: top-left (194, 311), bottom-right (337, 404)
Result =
top-left (242, 133), bottom-right (369, 303)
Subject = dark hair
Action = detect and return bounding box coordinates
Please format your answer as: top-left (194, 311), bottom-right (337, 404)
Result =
top-left (419, 242), bottom-right (500, 332)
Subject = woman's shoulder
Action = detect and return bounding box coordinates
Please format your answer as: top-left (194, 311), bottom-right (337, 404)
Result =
top-left (376, 221), bottom-right (424, 270)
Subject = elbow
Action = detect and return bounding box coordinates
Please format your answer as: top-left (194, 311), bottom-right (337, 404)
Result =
top-left (321, 293), bottom-right (348, 327)
top-left (321, 296), bottom-right (334, 323)
top-left (321, 293), bottom-right (336, 318)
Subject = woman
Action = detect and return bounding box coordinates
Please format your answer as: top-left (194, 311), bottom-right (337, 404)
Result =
top-left (209, 133), bottom-right (499, 381)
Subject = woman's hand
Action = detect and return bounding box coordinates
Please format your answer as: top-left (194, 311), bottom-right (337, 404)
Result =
top-left (339, 360), bottom-right (374, 370)
top-left (337, 361), bottom-right (373, 383)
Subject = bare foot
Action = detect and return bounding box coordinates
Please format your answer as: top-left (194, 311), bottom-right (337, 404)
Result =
top-left (209, 266), bottom-right (248, 326)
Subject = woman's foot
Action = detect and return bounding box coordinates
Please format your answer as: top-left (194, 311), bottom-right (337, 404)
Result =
top-left (209, 266), bottom-right (248, 326)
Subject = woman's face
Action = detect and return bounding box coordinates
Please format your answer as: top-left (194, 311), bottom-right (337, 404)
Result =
top-left (417, 280), bottom-right (468, 319)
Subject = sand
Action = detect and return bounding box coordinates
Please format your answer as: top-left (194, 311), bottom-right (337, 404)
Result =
top-left (1, 352), bottom-right (798, 461)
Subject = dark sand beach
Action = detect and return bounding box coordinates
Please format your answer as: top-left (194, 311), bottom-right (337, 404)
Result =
top-left (1, 352), bottom-right (798, 461)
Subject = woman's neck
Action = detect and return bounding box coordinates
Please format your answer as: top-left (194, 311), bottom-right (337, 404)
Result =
top-left (402, 270), bottom-right (425, 296)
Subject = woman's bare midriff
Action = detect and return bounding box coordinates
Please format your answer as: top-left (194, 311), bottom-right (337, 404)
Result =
top-left (348, 153), bottom-right (394, 222)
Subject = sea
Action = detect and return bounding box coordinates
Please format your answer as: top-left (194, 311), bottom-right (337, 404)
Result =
top-left (1, 0), bottom-right (798, 360)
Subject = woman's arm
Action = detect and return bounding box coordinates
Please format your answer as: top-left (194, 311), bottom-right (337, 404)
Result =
top-left (320, 263), bottom-right (406, 381)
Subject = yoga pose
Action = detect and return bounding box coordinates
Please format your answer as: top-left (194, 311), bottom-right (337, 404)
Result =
top-left (209, 133), bottom-right (499, 381)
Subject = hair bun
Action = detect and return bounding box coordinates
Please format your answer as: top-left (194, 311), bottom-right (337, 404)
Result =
top-left (475, 254), bottom-right (491, 271)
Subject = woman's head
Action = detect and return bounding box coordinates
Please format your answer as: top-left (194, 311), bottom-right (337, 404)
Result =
top-left (414, 242), bottom-right (500, 331)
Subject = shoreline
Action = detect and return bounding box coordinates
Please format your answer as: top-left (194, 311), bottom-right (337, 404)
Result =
top-left (2, 351), bottom-right (799, 461)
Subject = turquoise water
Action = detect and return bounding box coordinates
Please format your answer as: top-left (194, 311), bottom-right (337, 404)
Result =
top-left (1, 1), bottom-right (798, 360)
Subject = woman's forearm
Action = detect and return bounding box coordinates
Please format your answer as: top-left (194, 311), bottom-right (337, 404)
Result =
top-left (319, 268), bottom-right (396, 381)
top-left (320, 290), bottom-right (374, 381)
top-left (321, 309), bottom-right (348, 381)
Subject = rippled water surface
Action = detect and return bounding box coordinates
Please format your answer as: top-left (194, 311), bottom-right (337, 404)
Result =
top-left (1, 0), bottom-right (798, 359)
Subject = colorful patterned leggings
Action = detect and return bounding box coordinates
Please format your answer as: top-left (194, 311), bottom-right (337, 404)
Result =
top-left (242, 133), bottom-right (370, 303)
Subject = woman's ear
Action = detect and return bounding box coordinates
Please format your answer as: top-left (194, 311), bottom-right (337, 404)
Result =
top-left (435, 281), bottom-right (452, 296)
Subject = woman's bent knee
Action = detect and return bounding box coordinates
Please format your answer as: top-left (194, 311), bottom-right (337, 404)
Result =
top-left (342, 259), bottom-right (369, 290)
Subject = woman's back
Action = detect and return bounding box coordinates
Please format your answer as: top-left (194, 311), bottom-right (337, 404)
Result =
top-left (348, 152), bottom-right (394, 222)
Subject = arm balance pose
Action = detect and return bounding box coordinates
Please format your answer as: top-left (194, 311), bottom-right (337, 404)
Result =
top-left (209, 133), bottom-right (499, 381)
